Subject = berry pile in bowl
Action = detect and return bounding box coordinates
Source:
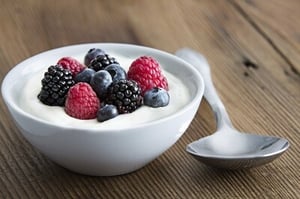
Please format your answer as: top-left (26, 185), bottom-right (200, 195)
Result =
top-left (1, 43), bottom-right (204, 176)
top-left (37, 48), bottom-right (170, 122)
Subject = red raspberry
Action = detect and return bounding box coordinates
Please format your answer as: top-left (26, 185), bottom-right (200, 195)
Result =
top-left (65, 82), bottom-right (100, 119)
top-left (57, 57), bottom-right (85, 77)
top-left (127, 56), bottom-right (169, 95)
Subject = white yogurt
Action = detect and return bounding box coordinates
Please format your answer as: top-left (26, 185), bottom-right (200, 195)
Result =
top-left (20, 53), bottom-right (191, 129)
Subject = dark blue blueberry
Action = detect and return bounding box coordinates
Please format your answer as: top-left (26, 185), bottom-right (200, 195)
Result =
top-left (84, 48), bottom-right (105, 66)
top-left (97, 104), bottom-right (119, 122)
top-left (144, 87), bottom-right (170, 107)
top-left (74, 68), bottom-right (95, 83)
top-left (104, 64), bottom-right (127, 82)
top-left (90, 70), bottom-right (112, 99)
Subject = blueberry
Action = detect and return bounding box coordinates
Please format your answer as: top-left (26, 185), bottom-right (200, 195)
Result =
top-left (97, 104), bottom-right (119, 122)
top-left (104, 64), bottom-right (127, 82)
top-left (90, 70), bottom-right (112, 99)
top-left (144, 87), bottom-right (170, 107)
top-left (84, 48), bottom-right (105, 66)
top-left (74, 68), bottom-right (95, 83)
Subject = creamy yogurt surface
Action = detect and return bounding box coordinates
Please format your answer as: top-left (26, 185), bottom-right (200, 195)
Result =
top-left (20, 53), bottom-right (191, 129)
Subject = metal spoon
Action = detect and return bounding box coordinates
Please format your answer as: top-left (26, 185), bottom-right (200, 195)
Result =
top-left (176, 48), bottom-right (289, 169)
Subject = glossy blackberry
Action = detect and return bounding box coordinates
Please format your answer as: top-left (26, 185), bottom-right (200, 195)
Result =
top-left (88, 54), bottom-right (118, 71)
top-left (106, 79), bottom-right (143, 114)
top-left (38, 65), bottom-right (75, 106)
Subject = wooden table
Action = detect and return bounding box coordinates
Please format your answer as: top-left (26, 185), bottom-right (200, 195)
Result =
top-left (1, 0), bottom-right (299, 198)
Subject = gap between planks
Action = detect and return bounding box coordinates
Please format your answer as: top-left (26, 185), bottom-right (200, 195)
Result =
top-left (229, 0), bottom-right (300, 77)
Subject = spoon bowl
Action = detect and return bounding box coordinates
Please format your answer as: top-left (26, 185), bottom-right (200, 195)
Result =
top-left (176, 48), bottom-right (289, 169)
top-left (187, 129), bottom-right (289, 169)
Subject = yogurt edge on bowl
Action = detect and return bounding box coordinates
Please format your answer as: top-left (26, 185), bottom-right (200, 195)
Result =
top-left (19, 52), bottom-right (191, 129)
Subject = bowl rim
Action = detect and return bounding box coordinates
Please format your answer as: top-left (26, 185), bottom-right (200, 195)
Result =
top-left (1, 42), bottom-right (204, 133)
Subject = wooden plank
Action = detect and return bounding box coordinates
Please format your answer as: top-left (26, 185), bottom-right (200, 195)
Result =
top-left (0, 0), bottom-right (299, 198)
top-left (232, 0), bottom-right (300, 77)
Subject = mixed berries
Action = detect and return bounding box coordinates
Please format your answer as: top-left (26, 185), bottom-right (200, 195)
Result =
top-left (38, 48), bottom-right (170, 122)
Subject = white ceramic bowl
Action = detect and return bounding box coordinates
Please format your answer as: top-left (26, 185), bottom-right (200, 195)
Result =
top-left (1, 43), bottom-right (204, 176)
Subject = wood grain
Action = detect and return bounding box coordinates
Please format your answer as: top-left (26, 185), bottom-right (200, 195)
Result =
top-left (0, 0), bottom-right (299, 198)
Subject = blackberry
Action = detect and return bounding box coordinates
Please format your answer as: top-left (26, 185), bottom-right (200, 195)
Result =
top-left (38, 65), bottom-right (75, 106)
top-left (106, 79), bottom-right (143, 114)
top-left (88, 54), bottom-right (118, 71)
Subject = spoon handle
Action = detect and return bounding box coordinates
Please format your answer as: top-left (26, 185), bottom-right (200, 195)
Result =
top-left (176, 48), bottom-right (233, 129)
